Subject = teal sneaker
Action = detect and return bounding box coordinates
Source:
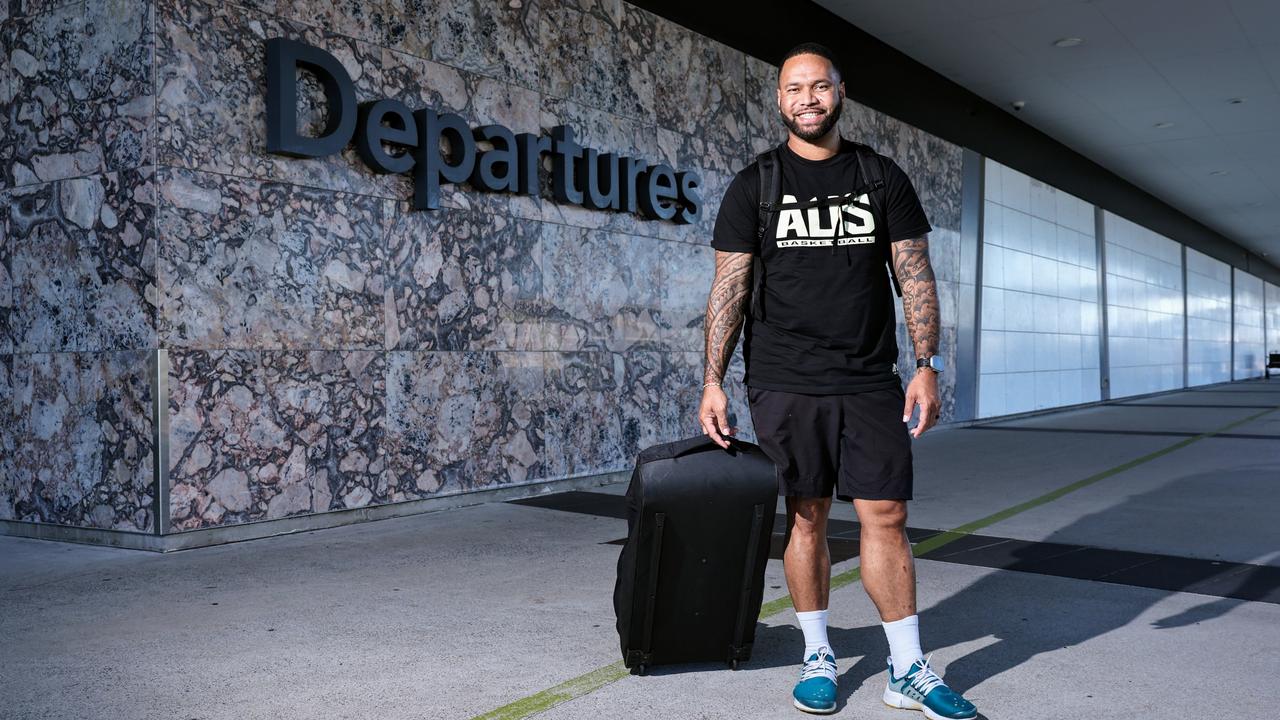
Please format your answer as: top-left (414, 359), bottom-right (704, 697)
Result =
top-left (883, 655), bottom-right (977, 720)
top-left (792, 646), bottom-right (838, 714)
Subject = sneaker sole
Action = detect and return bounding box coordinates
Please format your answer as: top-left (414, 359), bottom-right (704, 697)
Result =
top-left (883, 688), bottom-right (976, 720)
top-left (792, 697), bottom-right (838, 715)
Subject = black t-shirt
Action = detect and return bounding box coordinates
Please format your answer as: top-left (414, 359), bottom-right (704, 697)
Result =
top-left (711, 139), bottom-right (932, 394)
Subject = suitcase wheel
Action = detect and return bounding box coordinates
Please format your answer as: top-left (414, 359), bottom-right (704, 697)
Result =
top-left (730, 659), bottom-right (740, 671)
top-left (637, 663), bottom-right (648, 676)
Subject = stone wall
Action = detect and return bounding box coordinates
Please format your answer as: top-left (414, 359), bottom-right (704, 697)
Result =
top-left (0, 0), bottom-right (965, 538)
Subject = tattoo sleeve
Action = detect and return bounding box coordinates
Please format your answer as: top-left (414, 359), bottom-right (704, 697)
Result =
top-left (891, 236), bottom-right (940, 360)
top-left (703, 250), bottom-right (754, 385)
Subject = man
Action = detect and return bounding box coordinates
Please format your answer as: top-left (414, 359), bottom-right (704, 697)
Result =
top-left (698, 43), bottom-right (977, 719)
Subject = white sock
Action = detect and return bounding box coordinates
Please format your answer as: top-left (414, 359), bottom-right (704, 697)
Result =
top-left (795, 609), bottom-right (831, 659)
top-left (882, 614), bottom-right (923, 677)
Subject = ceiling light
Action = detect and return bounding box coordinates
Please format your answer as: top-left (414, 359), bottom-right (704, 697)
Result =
top-left (1228, 97), bottom-right (1247, 104)
top-left (1209, 170), bottom-right (1230, 176)
top-left (1153, 121), bottom-right (1174, 128)
top-left (1053, 37), bottom-right (1085, 48)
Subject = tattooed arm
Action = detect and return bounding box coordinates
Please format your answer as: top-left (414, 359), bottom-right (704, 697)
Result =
top-left (891, 235), bottom-right (941, 437)
top-left (698, 250), bottom-right (754, 448)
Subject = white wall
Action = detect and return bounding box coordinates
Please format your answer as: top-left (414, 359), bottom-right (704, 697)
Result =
top-left (1233, 269), bottom-right (1265, 379)
top-left (1267, 282), bottom-right (1280, 368)
top-left (1186, 248), bottom-right (1233, 386)
top-left (1102, 212), bottom-right (1184, 398)
top-left (979, 161), bottom-right (1100, 417)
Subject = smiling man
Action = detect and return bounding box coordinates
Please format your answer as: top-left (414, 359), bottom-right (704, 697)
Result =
top-left (698, 43), bottom-right (977, 719)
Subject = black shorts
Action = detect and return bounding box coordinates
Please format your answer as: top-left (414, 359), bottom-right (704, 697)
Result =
top-left (747, 386), bottom-right (913, 501)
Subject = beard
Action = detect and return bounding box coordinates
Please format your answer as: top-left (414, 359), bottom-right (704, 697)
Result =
top-left (780, 101), bottom-right (843, 142)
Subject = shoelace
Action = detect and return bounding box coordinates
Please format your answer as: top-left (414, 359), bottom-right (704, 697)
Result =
top-left (800, 650), bottom-right (837, 681)
top-left (906, 654), bottom-right (945, 696)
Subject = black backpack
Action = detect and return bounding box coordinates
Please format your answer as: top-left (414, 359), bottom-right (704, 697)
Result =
top-left (751, 142), bottom-right (902, 321)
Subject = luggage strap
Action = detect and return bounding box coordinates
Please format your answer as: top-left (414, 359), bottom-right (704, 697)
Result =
top-left (731, 504), bottom-right (767, 656)
top-left (639, 512), bottom-right (666, 660)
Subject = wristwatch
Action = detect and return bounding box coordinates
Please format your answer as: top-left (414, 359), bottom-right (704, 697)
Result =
top-left (916, 355), bottom-right (944, 373)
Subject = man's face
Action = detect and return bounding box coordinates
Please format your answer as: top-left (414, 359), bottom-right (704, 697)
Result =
top-left (777, 54), bottom-right (844, 142)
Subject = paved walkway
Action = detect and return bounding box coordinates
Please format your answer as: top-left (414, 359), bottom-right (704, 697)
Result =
top-left (3, 381), bottom-right (1278, 719)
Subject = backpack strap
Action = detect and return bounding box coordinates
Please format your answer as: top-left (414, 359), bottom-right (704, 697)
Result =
top-left (751, 144), bottom-right (784, 321)
top-left (850, 144), bottom-right (902, 298)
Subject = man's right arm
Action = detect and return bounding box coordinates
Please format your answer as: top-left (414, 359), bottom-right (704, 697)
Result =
top-left (699, 250), bottom-right (754, 447)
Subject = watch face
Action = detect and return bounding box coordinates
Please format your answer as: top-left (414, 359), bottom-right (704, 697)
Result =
top-left (929, 356), bottom-right (945, 373)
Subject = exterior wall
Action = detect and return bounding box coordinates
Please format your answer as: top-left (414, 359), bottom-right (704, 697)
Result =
top-left (978, 160), bottom-right (1100, 418)
top-left (1, 1), bottom-right (157, 531)
top-left (1103, 212), bottom-right (1184, 398)
top-left (1267, 281), bottom-right (1280, 361)
top-left (1185, 248), bottom-right (1233, 386)
top-left (1232, 269), bottom-right (1264, 380)
top-left (2, 0), bottom-right (964, 538)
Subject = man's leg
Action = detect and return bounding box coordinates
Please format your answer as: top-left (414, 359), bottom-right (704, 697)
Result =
top-left (853, 498), bottom-right (916, 622)
top-left (785, 496), bottom-right (833, 613)
top-left (854, 498), bottom-right (925, 678)
top-left (785, 495), bottom-right (839, 714)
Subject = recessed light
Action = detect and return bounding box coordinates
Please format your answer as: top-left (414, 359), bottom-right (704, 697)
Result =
top-left (1153, 121), bottom-right (1175, 129)
top-left (1209, 170), bottom-right (1230, 176)
top-left (1228, 97), bottom-right (1247, 105)
top-left (1053, 37), bottom-right (1085, 48)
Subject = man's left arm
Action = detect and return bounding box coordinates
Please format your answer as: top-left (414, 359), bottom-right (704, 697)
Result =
top-left (891, 235), bottom-right (940, 438)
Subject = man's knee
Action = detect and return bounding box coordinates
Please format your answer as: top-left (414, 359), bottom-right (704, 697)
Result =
top-left (787, 496), bottom-right (832, 538)
top-left (855, 499), bottom-right (908, 532)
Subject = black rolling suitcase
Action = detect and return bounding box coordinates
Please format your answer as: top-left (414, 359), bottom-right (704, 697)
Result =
top-left (613, 435), bottom-right (777, 674)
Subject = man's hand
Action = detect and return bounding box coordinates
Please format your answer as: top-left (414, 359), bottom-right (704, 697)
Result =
top-left (698, 385), bottom-right (736, 449)
top-left (902, 370), bottom-right (940, 438)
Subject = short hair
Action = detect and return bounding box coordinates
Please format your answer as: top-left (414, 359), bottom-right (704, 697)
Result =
top-left (779, 42), bottom-right (842, 80)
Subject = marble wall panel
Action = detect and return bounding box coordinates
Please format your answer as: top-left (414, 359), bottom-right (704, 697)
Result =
top-left (545, 349), bottom-right (666, 476)
top-left (656, 237), bottom-right (712, 352)
top-left (156, 168), bottom-right (385, 350)
top-left (539, 0), bottom-right (654, 123)
top-left (660, 350), bottom-right (702, 441)
top-left (657, 344), bottom-right (753, 445)
top-left (4, 0), bottom-right (152, 187)
top-left (0, 353), bottom-right (19, 519)
top-left (8, 168), bottom-right (156, 353)
top-left (384, 351), bottom-right (543, 499)
top-left (536, 95), bottom-right (661, 237)
top-left (744, 54), bottom-right (783, 157)
top-left (385, 204), bottom-right (541, 352)
top-left (542, 225), bottom-right (662, 352)
top-left (8, 2), bottom-right (83, 18)
top-left (653, 128), bottom-right (746, 245)
top-left (7, 351), bottom-right (153, 531)
top-left (167, 349), bottom-right (385, 531)
top-left (386, 0), bottom-right (542, 91)
top-left (651, 19), bottom-right (745, 148)
top-left (1, 19), bottom-right (11, 191)
top-left (156, 0), bottom-right (398, 199)
top-left (0, 193), bottom-right (10, 353)
top-left (380, 46), bottom-right (543, 219)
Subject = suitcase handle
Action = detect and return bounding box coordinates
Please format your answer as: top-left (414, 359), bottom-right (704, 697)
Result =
top-left (731, 504), bottom-right (767, 657)
top-left (639, 512), bottom-right (666, 660)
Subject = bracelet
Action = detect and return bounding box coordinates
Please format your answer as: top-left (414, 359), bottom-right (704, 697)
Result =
top-left (702, 381), bottom-right (722, 388)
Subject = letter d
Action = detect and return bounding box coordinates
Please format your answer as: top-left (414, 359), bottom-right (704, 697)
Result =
top-left (265, 38), bottom-right (357, 158)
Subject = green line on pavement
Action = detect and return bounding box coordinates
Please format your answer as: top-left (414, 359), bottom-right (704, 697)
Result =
top-left (471, 662), bottom-right (631, 720)
top-left (471, 404), bottom-right (1276, 720)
